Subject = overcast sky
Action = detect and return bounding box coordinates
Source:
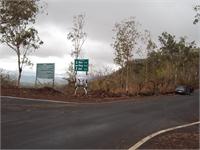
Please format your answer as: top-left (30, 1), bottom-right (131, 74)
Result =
top-left (0, 0), bottom-right (199, 77)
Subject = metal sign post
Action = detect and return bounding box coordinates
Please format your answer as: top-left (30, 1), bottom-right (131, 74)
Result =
top-left (35, 63), bottom-right (55, 87)
top-left (74, 59), bottom-right (89, 95)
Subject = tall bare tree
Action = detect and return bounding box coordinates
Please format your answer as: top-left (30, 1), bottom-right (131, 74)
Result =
top-left (137, 30), bottom-right (156, 82)
top-left (67, 14), bottom-right (87, 59)
top-left (0, 0), bottom-right (44, 87)
top-left (112, 33), bottom-right (125, 90)
top-left (112, 17), bottom-right (140, 93)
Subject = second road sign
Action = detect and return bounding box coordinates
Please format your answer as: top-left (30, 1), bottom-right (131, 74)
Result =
top-left (74, 59), bottom-right (89, 72)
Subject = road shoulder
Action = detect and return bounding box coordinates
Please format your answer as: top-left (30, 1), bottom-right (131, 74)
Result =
top-left (129, 121), bottom-right (200, 150)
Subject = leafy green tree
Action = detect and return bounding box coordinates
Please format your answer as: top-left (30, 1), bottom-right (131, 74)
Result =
top-left (175, 37), bottom-right (197, 84)
top-left (0, 0), bottom-right (44, 87)
top-left (159, 32), bottom-right (197, 85)
top-left (112, 17), bottom-right (140, 93)
top-left (158, 32), bottom-right (178, 84)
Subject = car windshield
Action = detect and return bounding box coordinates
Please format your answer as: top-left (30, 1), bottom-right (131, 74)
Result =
top-left (176, 86), bottom-right (185, 90)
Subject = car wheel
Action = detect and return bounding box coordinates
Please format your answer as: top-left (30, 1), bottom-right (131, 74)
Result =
top-left (187, 90), bottom-right (191, 95)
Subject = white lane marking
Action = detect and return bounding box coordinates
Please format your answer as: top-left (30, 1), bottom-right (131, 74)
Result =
top-left (129, 121), bottom-right (200, 150)
top-left (1, 96), bottom-right (79, 104)
top-left (0, 95), bottom-right (133, 105)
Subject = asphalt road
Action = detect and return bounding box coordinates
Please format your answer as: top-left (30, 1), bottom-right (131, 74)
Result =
top-left (1, 91), bottom-right (199, 149)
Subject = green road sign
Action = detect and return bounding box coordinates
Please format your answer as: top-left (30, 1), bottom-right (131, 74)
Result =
top-left (75, 59), bottom-right (89, 72)
top-left (36, 63), bottom-right (55, 79)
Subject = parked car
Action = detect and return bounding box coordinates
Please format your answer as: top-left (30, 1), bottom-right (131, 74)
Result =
top-left (175, 85), bottom-right (194, 95)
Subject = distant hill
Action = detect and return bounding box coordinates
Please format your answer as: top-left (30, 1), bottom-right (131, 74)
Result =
top-left (89, 53), bottom-right (199, 95)
top-left (0, 69), bottom-right (68, 87)
top-left (21, 74), bottom-right (68, 87)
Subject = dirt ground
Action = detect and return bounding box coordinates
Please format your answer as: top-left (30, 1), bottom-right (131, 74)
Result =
top-left (140, 124), bottom-right (200, 149)
top-left (0, 86), bottom-right (133, 103)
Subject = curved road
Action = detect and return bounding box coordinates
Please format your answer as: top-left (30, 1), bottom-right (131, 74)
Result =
top-left (1, 90), bottom-right (199, 149)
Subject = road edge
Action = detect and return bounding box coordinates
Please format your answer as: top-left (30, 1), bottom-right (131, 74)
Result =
top-left (0, 95), bottom-right (134, 105)
top-left (129, 121), bottom-right (200, 150)
top-left (0, 96), bottom-right (80, 104)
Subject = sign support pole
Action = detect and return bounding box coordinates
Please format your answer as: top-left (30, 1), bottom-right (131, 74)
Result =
top-left (52, 65), bottom-right (55, 88)
top-left (74, 59), bottom-right (89, 96)
top-left (35, 77), bottom-right (37, 87)
top-left (52, 78), bottom-right (54, 88)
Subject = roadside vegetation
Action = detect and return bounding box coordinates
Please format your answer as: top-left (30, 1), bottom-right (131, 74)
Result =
top-left (0, 1), bottom-right (199, 98)
top-left (87, 16), bottom-right (199, 96)
top-left (89, 31), bottom-right (199, 96)
top-left (0, 69), bottom-right (16, 88)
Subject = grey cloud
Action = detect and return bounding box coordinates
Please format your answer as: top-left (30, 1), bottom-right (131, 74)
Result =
top-left (0, 45), bottom-right (16, 58)
top-left (0, 0), bottom-right (199, 72)
top-left (37, 0), bottom-right (199, 43)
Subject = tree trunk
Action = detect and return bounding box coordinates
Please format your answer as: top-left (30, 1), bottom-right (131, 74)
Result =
top-left (121, 67), bottom-right (124, 90)
top-left (174, 64), bottom-right (177, 85)
top-left (137, 83), bottom-right (143, 96)
top-left (145, 59), bottom-right (148, 82)
top-left (150, 80), bottom-right (159, 95)
top-left (126, 61), bottom-right (129, 93)
top-left (17, 68), bottom-right (22, 88)
top-left (17, 47), bottom-right (22, 88)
